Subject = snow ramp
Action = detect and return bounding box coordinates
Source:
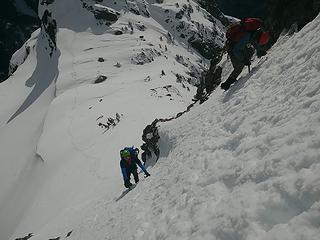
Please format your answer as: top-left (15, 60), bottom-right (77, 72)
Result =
top-left (26, 12), bottom-right (320, 240)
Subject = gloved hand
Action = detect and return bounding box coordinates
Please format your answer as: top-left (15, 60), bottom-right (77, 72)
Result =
top-left (124, 180), bottom-right (132, 188)
top-left (257, 50), bottom-right (267, 58)
top-left (145, 172), bottom-right (151, 177)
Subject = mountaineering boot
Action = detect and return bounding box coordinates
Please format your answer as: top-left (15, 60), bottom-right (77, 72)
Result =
top-left (124, 180), bottom-right (133, 188)
top-left (221, 78), bottom-right (237, 90)
top-left (221, 81), bottom-right (231, 90)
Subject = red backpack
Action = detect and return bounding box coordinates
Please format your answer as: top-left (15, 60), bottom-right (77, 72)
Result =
top-left (226, 18), bottom-right (264, 43)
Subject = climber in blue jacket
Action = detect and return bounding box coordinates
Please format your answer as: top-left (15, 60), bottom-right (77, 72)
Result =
top-left (120, 147), bottom-right (150, 188)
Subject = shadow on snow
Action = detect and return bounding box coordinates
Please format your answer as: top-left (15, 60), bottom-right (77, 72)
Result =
top-left (7, 37), bottom-right (60, 123)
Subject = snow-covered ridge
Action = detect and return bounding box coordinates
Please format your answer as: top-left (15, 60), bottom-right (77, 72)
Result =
top-left (0, 1), bottom-right (226, 239)
top-left (118, 14), bottom-right (320, 239)
top-left (4, 1), bottom-right (319, 240)
top-left (22, 12), bottom-right (320, 240)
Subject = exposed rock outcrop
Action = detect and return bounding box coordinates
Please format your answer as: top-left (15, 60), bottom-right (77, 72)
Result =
top-left (81, 0), bottom-right (120, 25)
top-left (196, 0), bottom-right (230, 26)
top-left (41, 9), bottom-right (57, 56)
top-left (0, 0), bottom-right (39, 82)
top-left (265, 0), bottom-right (320, 43)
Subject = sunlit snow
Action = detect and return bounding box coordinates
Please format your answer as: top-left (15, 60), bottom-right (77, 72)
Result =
top-left (0, 1), bottom-right (319, 240)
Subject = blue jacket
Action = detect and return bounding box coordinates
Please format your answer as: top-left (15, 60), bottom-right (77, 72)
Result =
top-left (232, 32), bottom-right (263, 62)
top-left (120, 148), bottom-right (148, 181)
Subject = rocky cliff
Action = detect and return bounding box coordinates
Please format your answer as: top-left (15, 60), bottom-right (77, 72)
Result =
top-left (0, 0), bottom-right (39, 82)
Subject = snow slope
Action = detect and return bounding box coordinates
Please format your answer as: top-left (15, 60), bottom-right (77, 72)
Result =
top-left (1, 0), bottom-right (319, 239)
top-left (0, 27), bottom-right (60, 240)
top-left (0, 1), bottom-right (225, 239)
top-left (18, 13), bottom-right (320, 240)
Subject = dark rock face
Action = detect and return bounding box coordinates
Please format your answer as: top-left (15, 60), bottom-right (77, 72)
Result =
top-left (188, 35), bottom-right (222, 60)
top-left (161, 2), bottom-right (227, 60)
top-left (0, 0), bottom-right (40, 82)
top-left (141, 101), bottom-right (203, 164)
top-left (97, 113), bottom-right (121, 134)
top-left (41, 10), bottom-right (57, 47)
top-left (14, 233), bottom-right (33, 240)
top-left (94, 75), bottom-right (107, 83)
top-left (131, 48), bottom-right (162, 65)
top-left (196, 0), bottom-right (230, 26)
top-left (194, 51), bottom-right (223, 103)
top-left (265, 0), bottom-right (320, 42)
top-left (93, 8), bottom-right (119, 22)
top-left (141, 120), bottom-right (160, 163)
top-left (80, 0), bottom-right (120, 25)
top-left (214, 0), bottom-right (319, 43)
top-left (127, 0), bottom-right (150, 17)
top-left (216, 0), bottom-right (268, 19)
top-left (161, 3), bottom-right (226, 60)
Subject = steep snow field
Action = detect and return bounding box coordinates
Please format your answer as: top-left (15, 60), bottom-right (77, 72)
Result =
top-left (0, 1), bottom-right (225, 239)
top-left (1, 0), bottom-right (319, 239)
top-left (24, 13), bottom-right (320, 240)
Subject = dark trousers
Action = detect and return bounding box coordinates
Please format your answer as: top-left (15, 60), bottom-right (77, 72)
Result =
top-left (228, 53), bottom-right (245, 82)
top-left (221, 43), bottom-right (256, 90)
top-left (127, 168), bottom-right (139, 183)
top-left (221, 53), bottom-right (244, 90)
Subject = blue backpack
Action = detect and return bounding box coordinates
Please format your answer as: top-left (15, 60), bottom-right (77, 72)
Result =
top-left (120, 146), bottom-right (139, 158)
